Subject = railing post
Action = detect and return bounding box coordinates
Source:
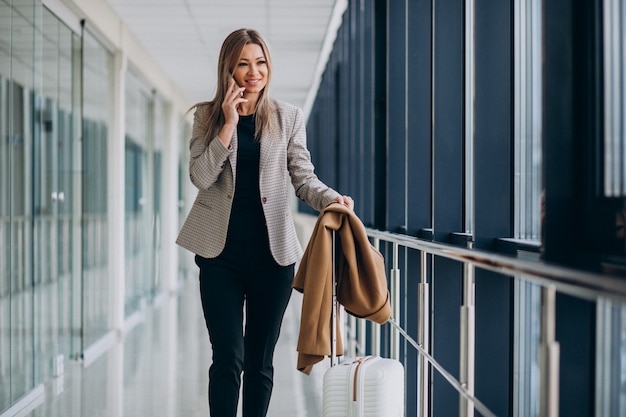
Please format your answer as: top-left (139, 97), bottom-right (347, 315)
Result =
top-left (390, 242), bottom-right (401, 360)
top-left (358, 317), bottom-right (366, 356)
top-left (460, 254), bottom-right (475, 417)
top-left (539, 286), bottom-right (559, 417)
top-left (371, 237), bottom-right (381, 356)
top-left (418, 251), bottom-right (430, 417)
top-left (349, 315), bottom-right (357, 357)
top-left (372, 322), bottom-right (381, 357)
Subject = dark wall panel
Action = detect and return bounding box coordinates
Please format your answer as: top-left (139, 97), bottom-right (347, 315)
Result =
top-left (473, 1), bottom-right (514, 415)
top-left (432, 0), bottom-right (464, 240)
top-left (406, 0), bottom-right (432, 235)
top-left (386, 0), bottom-right (407, 232)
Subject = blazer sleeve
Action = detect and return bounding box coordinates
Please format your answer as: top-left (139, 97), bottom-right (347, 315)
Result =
top-left (188, 105), bottom-right (234, 190)
top-left (286, 106), bottom-right (340, 211)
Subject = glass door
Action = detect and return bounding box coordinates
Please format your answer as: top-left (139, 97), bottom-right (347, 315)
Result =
top-left (124, 70), bottom-right (154, 316)
top-left (0, 0), bottom-right (40, 410)
top-left (151, 96), bottom-right (166, 295)
top-left (33, 7), bottom-right (81, 381)
top-left (81, 29), bottom-right (113, 348)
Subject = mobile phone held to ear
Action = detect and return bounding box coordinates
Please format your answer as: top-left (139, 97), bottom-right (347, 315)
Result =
top-left (231, 76), bottom-right (244, 96)
top-left (230, 73), bottom-right (240, 88)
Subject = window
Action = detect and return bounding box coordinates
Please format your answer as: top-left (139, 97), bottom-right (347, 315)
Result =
top-left (603, 0), bottom-right (626, 196)
top-left (513, 0), bottom-right (543, 415)
top-left (514, 0), bottom-right (543, 241)
top-left (82, 29), bottom-right (113, 347)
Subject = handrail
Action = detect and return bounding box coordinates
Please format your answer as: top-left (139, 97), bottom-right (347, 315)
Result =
top-left (359, 227), bottom-right (626, 417)
top-left (365, 228), bottom-right (626, 302)
top-left (387, 318), bottom-right (497, 417)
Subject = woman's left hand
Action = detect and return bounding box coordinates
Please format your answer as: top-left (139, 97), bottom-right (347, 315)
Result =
top-left (333, 195), bottom-right (354, 211)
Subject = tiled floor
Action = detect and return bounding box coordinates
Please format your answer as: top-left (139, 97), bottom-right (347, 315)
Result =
top-left (25, 277), bottom-right (327, 417)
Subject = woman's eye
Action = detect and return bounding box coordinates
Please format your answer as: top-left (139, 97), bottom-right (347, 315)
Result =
top-left (238, 62), bottom-right (247, 67)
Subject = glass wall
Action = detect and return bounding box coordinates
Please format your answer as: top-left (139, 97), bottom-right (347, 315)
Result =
top-left (0, 0), bottom-right (41, 410)
top-left (124, 69), bottom-right (153, 316)
top-left (1, 1), bottom-right (186, 414)
top-left (0, 1), bottom-right (82, 411)
top-left (82, 29), bottom-right (113, 348)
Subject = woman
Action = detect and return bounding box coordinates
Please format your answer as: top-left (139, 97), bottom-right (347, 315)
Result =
top-left (176, 28), bottom-right (353, 417)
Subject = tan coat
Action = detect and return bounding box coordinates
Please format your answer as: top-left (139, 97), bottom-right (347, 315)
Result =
top-left (292, 203), bottom-right (391, 374)
top-left (176, 100), bottom-right (340, 265)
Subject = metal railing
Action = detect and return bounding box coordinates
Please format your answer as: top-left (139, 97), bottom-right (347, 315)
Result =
top-left (338, 228), bottom-right (626, 417)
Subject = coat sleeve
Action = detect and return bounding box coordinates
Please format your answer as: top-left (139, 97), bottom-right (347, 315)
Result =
top-left (188, 105), bottom-right (234, 190)
top-left (286, 106), bottom-right (340, 211)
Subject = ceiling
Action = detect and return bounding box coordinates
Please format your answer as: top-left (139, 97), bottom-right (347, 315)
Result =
top-left (104, 0), bottom-right (341, 111)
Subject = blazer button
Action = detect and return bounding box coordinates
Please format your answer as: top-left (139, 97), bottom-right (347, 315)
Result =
top-left (262, 197), bottom-right (267, 204)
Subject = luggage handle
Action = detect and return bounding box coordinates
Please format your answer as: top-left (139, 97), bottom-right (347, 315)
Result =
top-left (331, 230), bottom-right (340, 367)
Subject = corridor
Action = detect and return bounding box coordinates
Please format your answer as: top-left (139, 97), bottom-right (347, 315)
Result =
top-left (24, 278), bottom-right (326, 417)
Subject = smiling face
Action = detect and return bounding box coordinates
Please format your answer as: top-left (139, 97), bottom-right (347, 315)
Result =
top-left (232, 43), bottom-right (268, 96)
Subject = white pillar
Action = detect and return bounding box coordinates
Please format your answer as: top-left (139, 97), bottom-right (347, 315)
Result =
top-left (109, 47), bottom-right (126, 331)
top-left (162, 105), bottom-right (181, 293)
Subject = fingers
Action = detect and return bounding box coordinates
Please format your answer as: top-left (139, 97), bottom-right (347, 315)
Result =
top-left (230, 79), bottom-right (245, 98)
top-left (222, 79), bottom-right (247, 123)
top-left (228, 78), bottom-right (245, 100)
top-left (335, 195), bottom-right (354, 210)
top-left (227, 80), bottom-right (246, 105)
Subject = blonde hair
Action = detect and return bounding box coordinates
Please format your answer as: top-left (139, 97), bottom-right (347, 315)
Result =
top-left (191, 28), bottom-right (276, 143)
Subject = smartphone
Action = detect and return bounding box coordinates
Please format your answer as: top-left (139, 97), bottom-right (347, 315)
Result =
top-left (229, 73), bottom-right (246, 99)
top-left (230, 73), bottom-right (241, 89)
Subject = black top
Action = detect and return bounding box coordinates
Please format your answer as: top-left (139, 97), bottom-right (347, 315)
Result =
top-left (231, 114), bottom-right (261, 218)
top-left (222, 114), bottom-right (275, 267)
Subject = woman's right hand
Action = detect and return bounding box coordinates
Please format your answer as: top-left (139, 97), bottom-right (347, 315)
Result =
top-left (217, 78), bottom-right (247, 148)
top-left (222, 78), bottom-right (247, 126)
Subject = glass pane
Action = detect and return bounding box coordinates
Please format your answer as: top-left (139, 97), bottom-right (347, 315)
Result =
top-left (178, 120), bottom-right (192, 280)
top-left (513, 280), bottom-right (540, 417)
top-left (124, 70), bottom-right (153, 316)
top-left (464, 0), bottom-right (475, 234)
top-left (596, 299), bottom-right (626, 415)
top-left (603, 0), bottom-right (626, 196)
top-left (514, 0), bottom-right (542, 241)
top-left (82, 30), bottom-right (113, 347)
top-left (513, 0), bottom-right (543, 415)
top-left (615, 305), bottom-right (626, 415)
top-left (0, 2), bottom-right (12, 410)
top-left (33, 6), bottom-right (77, 383)
top-left (0, 78), bottom-right (10, 412)
top-left (152, 97), bottom-right (166, 294)
top-left (7, 0), bottom-right (38, 406)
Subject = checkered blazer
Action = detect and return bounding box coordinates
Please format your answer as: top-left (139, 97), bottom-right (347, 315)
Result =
top-left (176, 99), bottom-right (340, 266)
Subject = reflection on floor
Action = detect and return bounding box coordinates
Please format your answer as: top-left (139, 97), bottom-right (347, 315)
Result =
top-left (25, 277), bottom-right (326, 417)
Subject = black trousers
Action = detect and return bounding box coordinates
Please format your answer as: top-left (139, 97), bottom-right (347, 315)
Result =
top-left (195, 234), bottom-right (293, 417)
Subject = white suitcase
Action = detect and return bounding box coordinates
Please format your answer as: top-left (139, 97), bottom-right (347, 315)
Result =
top-left (322, 231), bottom-right (405, 416)
top-left (323, 355), bottom-right (405, 417)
